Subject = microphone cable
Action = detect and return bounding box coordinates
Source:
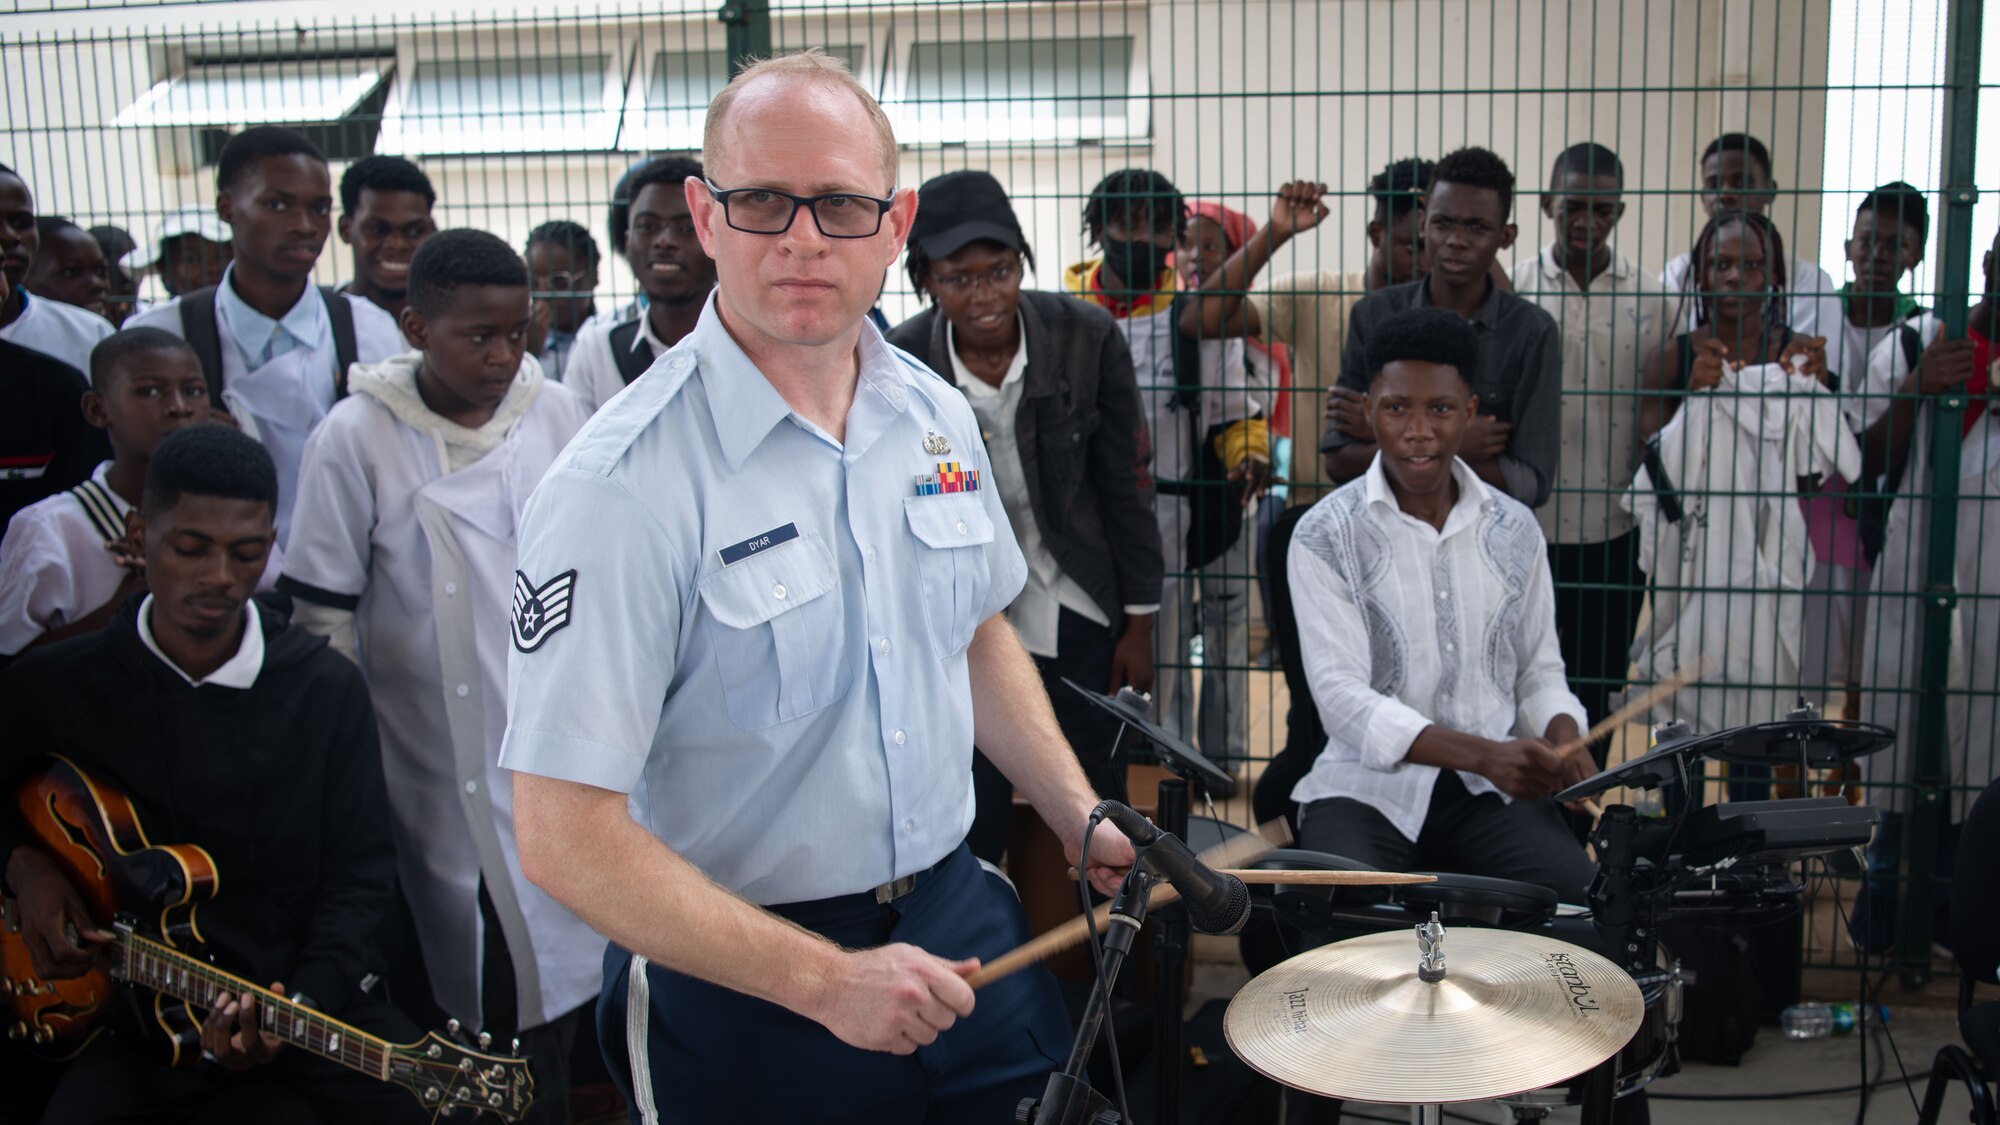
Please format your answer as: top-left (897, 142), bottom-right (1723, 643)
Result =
top-left (1078, 808), bottom-right (1133, 1124)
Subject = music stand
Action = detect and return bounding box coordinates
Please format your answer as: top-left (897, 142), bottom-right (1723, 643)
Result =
top-left (1062, 679), bottom-right (1237, 798)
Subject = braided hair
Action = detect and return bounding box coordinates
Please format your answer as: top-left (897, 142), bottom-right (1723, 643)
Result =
top-left (1686, 208), bottom-right (1789, 336)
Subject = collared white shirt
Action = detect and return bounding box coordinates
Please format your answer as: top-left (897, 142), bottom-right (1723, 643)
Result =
top-left (136, 594), bottom-right (265, 689)
top-left (0, 289), bottom-right (114, 376)
top-left (1511, 246), bottom-right (1675, 544)
top-left (589, 296), bottom-right (642, 331)
top-left (501, 295), bottom-right (1026, 903)
top-left (214, 264), bottom-right (320, 371)
top-left (948, 316), bottom-right (1109, 658)
top-left (566, 310), bottom-right (672, 412)
top-left (1287, 455), bottom-right (1585, 841)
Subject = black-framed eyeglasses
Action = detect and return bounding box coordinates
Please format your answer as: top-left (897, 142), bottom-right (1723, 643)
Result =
top-left (928, 260), bottom-right (1023, 294)
top-left (702, 177), bottom-right (894, 239)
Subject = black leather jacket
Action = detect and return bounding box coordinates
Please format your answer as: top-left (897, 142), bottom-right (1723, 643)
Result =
top-left (887, 290), bottom-right (1163, 627)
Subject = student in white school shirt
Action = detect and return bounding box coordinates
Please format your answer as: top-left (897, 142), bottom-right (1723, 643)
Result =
top-left (1660, 133), bottom-right (1843, 336)
top-left (279, 231), bottom-right (598, 1124)
top-left (1509, 143), bottom-right (1673, 737)
top-left (564, 156), bottom-right (717, 411)
top-left (0, 164), bottom-right (114, 374)
top-left (126, 128), bottom-right (403, 546)
top-left (0, 330), bottom-right (279, 658)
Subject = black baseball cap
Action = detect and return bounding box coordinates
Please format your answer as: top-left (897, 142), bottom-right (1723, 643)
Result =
top-left (912, 170), bottom-right (1028, 260)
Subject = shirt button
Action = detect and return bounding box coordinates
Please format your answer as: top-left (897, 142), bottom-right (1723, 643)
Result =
top-left (866, 546), bottom-right (878, 563)
top-left (464, 780), bottom-right (478, 794)
top-left (1437, 590), bottom-right (1449, 601)
top-left (772, 582), bottom-right (787, 599)
top-left (902, 817), bottom-right (915, 835)
top-left (893, 729), bottom-right (907, 745)
top-left (455, 684), bottom-right (470, 697)
top-left (444, 582), bottom-right (457, 596)
top-left (955, 520), bottom-right (968, 535)
top-left (879, 638), bottom-right (892, 655)
top-left (1445, 642), bottom-right (1456, 653)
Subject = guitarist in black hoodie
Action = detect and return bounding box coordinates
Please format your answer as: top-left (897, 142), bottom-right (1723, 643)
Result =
top-left (0, 424), bottom-right (428, 1124)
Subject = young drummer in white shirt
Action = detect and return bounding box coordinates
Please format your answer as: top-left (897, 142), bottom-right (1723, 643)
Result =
top-left (1287, 304), bottom-right (1597, 900)
top-left (281, 229), bottom-right (598, 1125)
top-left (0, 328), bottom-right (277, 658)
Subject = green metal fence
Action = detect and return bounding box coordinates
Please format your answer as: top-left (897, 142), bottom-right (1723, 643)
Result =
top-left (1, 0), bottom-right (1992, 986)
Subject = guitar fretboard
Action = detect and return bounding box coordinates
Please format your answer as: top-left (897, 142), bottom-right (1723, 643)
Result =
top-left (117, 935), bottom-right (388, 1078)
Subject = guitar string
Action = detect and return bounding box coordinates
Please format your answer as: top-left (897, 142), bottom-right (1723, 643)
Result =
top-left (122, 937), bottom-right (520, 1106)
top-left (123, 938), bottom-right (386, 1074)
top-left (104, 932), bottom-right (522, 1110)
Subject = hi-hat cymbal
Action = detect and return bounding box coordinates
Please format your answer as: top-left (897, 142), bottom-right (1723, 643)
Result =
top-left (1225, 924), bottom-right (1643, 1104)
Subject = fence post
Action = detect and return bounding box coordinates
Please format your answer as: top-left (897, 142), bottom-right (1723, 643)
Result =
top-left (1896, 0), bottom-right (1981, 988)
top-left (718, 0), bottom-right (773, 76)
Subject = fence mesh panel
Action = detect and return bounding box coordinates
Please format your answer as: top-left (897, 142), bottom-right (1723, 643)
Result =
top-left (1, 0), bottom-right (1991, 985)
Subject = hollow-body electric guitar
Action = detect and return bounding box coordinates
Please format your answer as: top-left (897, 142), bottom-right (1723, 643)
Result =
top-left (0, 754), bottom-right (533, 1120)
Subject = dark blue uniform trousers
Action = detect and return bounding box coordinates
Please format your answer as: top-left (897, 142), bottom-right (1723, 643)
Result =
top-left (597, 842), bottom-right (1070, 1123)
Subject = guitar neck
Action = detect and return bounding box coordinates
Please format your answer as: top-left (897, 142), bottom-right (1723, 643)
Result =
top-left (114, 931), bottom-right (390, 1080)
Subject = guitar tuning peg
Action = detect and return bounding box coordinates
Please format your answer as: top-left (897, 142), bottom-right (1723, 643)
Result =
top-left (446, 1017), bottom-right (461, 1037)
top-left (510, 1037), bottom-right (520, 1055)
top-left (477, 1031), bottom-right (491, 1049)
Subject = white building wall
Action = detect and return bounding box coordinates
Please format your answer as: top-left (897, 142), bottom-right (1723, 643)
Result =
top-left (0, 0), bottom-right (1834, 319)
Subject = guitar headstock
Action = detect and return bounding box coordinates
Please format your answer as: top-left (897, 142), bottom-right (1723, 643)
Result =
top-left (386, 1031), bottom-right (535, 1121)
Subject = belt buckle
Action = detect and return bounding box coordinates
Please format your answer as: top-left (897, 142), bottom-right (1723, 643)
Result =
top-left (873, 874), bottom-right (917, 905)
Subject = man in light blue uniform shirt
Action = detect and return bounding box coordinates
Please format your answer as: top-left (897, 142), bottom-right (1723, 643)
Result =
top-left (501, 51), bottom-right (1136, 1122)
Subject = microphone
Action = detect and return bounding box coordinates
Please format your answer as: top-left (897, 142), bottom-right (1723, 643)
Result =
top-left (1095, 801), bottom-right (1252, 936)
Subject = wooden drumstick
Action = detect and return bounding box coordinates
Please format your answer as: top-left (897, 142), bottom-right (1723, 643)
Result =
top-left (1062, 867), bottom-right (1440, 887)
top-left (1555, 656), bottom-right (1712, 821)
top-left (968, 818), bottom-right (1292, 989)
top-left (1226, 869), bottom-right (1439, 886)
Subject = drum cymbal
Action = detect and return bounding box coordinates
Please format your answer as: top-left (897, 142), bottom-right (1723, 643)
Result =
top-left (1225, 922), bottom-right (1643, 1104)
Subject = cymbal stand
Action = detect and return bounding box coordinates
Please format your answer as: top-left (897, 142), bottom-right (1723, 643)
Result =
top-left (1412, 1105), bottom-right (1443, 1125)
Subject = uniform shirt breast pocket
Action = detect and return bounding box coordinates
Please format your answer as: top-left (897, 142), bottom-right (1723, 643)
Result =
top-left (904, 494), bottom-right (996, 658)
top-left (696, 534), bottom-right (852, 730)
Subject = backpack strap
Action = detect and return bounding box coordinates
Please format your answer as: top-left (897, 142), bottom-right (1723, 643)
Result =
top-left (1673, 333), bottom-right (1695, 391)
top-left (67, 476), bottom-right (126, 543)
top-left (1641, 434), bottom-right (1685, 524)
top-left (1898, 322), bottom-right (1924, 377)
top-left (609, 319), bottom-right (654, 385)
top-left (178, 286), bottom-right (226, 402)
top-left (319, 287), bottom-right (359, 400)
top-left (1882, 322), bottom-right (1928, 495)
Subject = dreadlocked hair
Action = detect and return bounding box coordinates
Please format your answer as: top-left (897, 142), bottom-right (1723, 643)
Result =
top-left (1686, 208), bottom-right (1789, 333)
top-left (1081, 168), bottom-right (1187, 243)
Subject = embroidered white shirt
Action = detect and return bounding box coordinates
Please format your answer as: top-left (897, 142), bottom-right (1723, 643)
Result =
top-left (1287, 455), bottom-right (1585, 841)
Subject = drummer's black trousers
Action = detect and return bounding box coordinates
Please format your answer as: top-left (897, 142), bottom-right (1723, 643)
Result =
top-left (1297, 769), bottom-right (1597, 900)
